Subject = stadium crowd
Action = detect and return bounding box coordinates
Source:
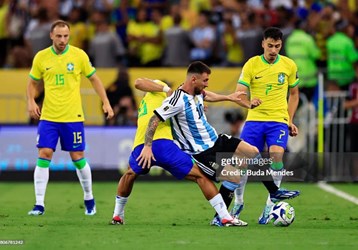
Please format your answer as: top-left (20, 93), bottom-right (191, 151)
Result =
top-left (0, 0), bottom-right (357, 70)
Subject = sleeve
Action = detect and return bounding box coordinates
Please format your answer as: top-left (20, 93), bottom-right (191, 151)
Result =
top-left (29, 53), bottom-right (42, 81)
top-left (289, 60), bottom-right (299, 88)
top-left (347, 40), bottom-right (358, 63)
top-left (154, 90), bottom-right (184, 122)
top-left (237, 60), bottom-right (252, 88)
top-left (80, 50), bottom-right (96, 78)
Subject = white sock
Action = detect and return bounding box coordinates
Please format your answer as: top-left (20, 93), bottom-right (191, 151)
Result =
top-left (235, 173), bottom-right (248, 204)
top-left (209, 194), bottom-right (231, 220)
top-left (266, 170), bottom-right (283, 206)
top-left (34, 166), bottom-right (49, 207)
top-left (76, 163), bottom-right (93, 200)
top-left (113, 195), bottom-right (128, 218)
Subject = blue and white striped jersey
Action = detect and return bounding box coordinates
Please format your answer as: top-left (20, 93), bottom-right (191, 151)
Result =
top-left (154, 89), bottom-right (218, 155)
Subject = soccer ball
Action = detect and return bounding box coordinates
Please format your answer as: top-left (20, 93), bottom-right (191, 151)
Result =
top-left (269, 201), bottom-right (295, 226)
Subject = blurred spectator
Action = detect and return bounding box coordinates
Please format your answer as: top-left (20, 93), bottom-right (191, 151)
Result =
top-left (190, 10), bottom-right (215, 64)
top-left (309, 3), bottom-right (335, 69)
top-left (112, 0), bottom-right (130, 48)
top-left (220, 13), bottom-right (243, 67)
top-left (88, 10), bottom-right (125, 67)
top-left (68, 7), bottom-right (88, 50)
top-left (85, 0), bottom-right (114, 12)
top-left (286, 20), bottom-right (321, 102)
top-left (224, 109), bottom-right (245, 138)
top-left (126, 7), bottom-right (146, 66)
top-left (105, 65), bottom-right (137, 126)
top-left (236, 11), bottom-right (262, 63)
top-left (162, 13), bottom-right (191, 67)
top-left (0, 0), bottom-right (9, 67)
top-left (327, 19), bottom-right (358, 90)
top-left (140, 7), bottom-right (163, 66)
top-left (179, 0), bottom-right (198, 30)
top-left (8, 7), bottom-right (52, 68)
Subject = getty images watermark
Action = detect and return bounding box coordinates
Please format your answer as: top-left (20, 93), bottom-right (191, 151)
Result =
top-left (216, 154), bottom-right (295, 182)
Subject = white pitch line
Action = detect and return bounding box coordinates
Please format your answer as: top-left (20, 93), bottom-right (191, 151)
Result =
top-left (317, 181), bottom-right (358, 205)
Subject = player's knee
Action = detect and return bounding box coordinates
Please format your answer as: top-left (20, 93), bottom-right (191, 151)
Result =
top-left (123, 168), bottom-right (139, 180)
top-left (72, 158), bottom-right (87, 169)
top-left (39, 148), bottom-right (53, 160)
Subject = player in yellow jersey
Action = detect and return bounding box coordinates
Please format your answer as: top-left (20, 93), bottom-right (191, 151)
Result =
top-left (232, 27), bottom-right (300, 224)
top-left (27, 20), bottom-right (114, 216)
top-left (111, 78), bottom-right (247, 227)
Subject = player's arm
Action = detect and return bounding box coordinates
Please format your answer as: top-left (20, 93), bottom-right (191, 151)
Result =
top-left (136, 114), bottom-right (161, 169)
top-left (235, 84), bottom-right (262, 109)
top-left (26, 78), bottom-right (41, 119)
top-left (134, 78), bottom-right (172, 95)
top-left (288, 85), bottom-right (299, 136)
top-left (88, 74), bottom-right (114, 119)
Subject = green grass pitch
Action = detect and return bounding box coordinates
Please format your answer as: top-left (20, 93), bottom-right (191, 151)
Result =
top-left (0, 182), bottom-right (357, 249)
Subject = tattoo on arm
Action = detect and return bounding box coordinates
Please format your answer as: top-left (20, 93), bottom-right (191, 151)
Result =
top-left (145, 115), bottom-right (160, 146)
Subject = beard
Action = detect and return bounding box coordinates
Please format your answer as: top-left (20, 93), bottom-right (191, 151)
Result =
top-left (194, 87), bottom-right (202, 95)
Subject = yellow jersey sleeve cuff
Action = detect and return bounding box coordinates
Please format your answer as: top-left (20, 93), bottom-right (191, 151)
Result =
top-left (238, 80), bottom-right (250, 88)
top-left (29, 74), bottom-right (41, 81)
top-left (289, 79), bottom-right (299, 88)
top-left (86, 69), bottom-right (96, 78)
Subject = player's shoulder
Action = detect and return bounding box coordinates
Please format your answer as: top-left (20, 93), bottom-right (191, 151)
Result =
top-left (168, 89), bottom-right (186, 106)
top-left (246, 55), bottom-right (262, 64)
top-left (279, 55), bottom-right (296, 66)
top-left (69, 45), bottom-right (87, 55)
top-left (34, 46), bottom-right (52, 58)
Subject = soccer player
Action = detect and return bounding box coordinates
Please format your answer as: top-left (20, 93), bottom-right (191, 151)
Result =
top-left (137, 61), bottom-right (300, 226)
top-left (27, 20), bottom-right (114, 216)
top-left (233, 27), bottom-right (300, 224)
top-left (111, 78), bottom-right (246, 227)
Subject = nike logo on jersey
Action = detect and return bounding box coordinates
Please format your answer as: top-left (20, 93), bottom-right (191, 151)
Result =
top-left (73, 144), bottom-right (81, 149)
top-left (255, 76), bottom-right (263, 79)
top-left (46, 67), bottom-right (52, 70)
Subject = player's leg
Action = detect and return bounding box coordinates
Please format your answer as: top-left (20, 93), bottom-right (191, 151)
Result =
top-left (232, 121), bottom-right (266, 218)
top-left (29, 120), bottom-right (58, 216)
top-left (60, 122), bottom-right (96, 215)
top-left (258, 122), bottom-right (300, 224)
top-left (112, 144), bottom-right (150, 225)
top-left (155, 139), bottom-right (247, 227)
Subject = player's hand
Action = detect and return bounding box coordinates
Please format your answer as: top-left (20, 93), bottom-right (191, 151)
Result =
top-left (166, 88), bottom-right (173, 97)
top-left (103, 103), bottom-right (114, 119)
top-left (228, 91), bottom-right (246, 103)
top-left (289, 123), bottom-right (298, 137)
top-left (136, 145), bottom-right (156, 169)
top-left (28, 100), bottom-right (41, 119)
top-left (250, 98), bottom-right (262, 109)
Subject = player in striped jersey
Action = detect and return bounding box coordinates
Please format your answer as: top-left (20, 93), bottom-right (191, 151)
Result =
top-left (137, 61), bottom-right (300, 226)
top-left (27, 20), bottom-right (114, 216)
top-left (111, 78), bottom-right (246, 226)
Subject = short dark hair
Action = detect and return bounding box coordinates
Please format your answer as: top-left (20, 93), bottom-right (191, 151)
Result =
top-left (51, 20), bottom-right (70, 32)
top-left (263, 27), bottom-right (282, 41)
top-left (187, 61), bottom-right (211, 75)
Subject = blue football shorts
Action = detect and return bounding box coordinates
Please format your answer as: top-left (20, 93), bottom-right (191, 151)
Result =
top-left (241, 121), bottom-right (289, 152)
top-left (37, 120), bottom-right (85, 152)
top-left (129, 139), bottom-right (194, 180)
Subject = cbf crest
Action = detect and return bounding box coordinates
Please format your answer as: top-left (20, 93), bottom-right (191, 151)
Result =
top-left (67, 62), bottom-right (74, 72)
top-left (278, 72), bottom-right (285, 84)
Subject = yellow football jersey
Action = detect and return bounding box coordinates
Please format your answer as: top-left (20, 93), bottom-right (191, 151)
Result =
top-left (132, 80), bottom-right (173, 149)
top-left (238, 55), bottom-right (299, 124)
top-left (29, 45), bottom-right (96, 122)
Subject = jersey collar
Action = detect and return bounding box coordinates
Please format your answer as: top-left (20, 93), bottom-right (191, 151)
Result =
top-left (261, 54), bottom-right (280, 65)
top-left (50, 45), bottom-right (70, 55)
